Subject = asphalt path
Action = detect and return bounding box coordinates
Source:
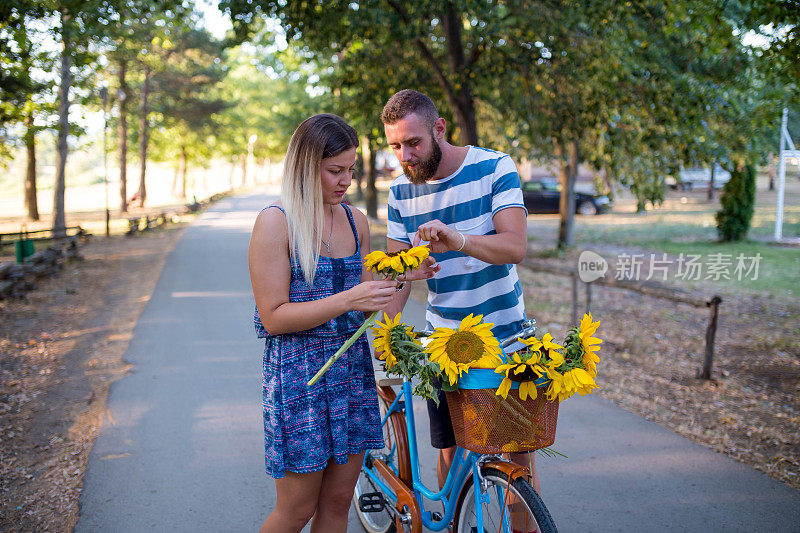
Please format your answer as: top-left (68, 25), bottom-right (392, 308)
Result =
top-left (77, 190), bottom-right (800, 532)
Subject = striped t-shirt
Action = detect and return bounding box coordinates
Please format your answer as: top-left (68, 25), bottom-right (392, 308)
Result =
top-left (387, 146), bottom-right (528, 341)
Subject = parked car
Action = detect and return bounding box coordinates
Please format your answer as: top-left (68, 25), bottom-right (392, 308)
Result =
top-left (521, 178), bottom-right (611, 215)
top-left (667, 165), bottom-right (731, 190)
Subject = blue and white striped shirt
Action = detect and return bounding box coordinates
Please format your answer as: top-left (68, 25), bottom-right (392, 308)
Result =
top-left (387, 146), bottom-right (528, 341)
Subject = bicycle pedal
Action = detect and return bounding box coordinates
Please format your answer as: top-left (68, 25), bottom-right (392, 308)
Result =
top-left (358, 492), bottom-right (385, 513)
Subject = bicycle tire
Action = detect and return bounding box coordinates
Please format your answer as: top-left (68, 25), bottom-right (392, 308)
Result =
top-left (453, 466), bottom-right (558, 533)
top-left (353, 394), bottom-right (399, 533)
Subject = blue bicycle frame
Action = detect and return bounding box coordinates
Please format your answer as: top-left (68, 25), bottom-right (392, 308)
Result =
top-left (361, 319), bottom-right (539, 532)
top-left (363, 376), bottom-right (501, 532)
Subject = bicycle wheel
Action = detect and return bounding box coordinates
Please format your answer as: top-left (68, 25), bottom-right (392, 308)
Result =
top-left (353, 394), bottom-right (400, 533)
top-left (453, 466), bottom-right (557, 533)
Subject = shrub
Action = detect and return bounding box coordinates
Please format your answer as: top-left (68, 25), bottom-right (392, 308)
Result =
top-left (715, 164), bottom-right (755, 241)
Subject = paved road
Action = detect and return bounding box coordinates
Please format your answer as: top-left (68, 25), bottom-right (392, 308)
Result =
top-left (77, 191), bottom-right (800, 532)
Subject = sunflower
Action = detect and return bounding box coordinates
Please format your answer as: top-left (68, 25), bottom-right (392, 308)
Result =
top-left (518, 335), bottom-right (543, 351)
top-left (543, 368), bottom-right (566, 402)
top-left (400, 245), bottom-right (430, 270)
top-left (578, 313), bottom-right (602, 377)
top-left (495, 350), bottom-right (545, 401)
top-left (540, 332), bottom-right (564, 354)
top-left (363, 250), bottom-right (387, 271)
top-left (426, 314), bottom-right (502, 385)
top-left (363, 250), bottom-right (404, 275)
top-left (563, 367), bottom-right (597, 396)
top-left (371, 313), bottom-right (418, 370)
top-left (363, 246), bottom-right (431, 277)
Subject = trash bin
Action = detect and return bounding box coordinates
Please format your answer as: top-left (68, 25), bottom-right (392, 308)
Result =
top-left (15, 226), bottom-right (35, 263)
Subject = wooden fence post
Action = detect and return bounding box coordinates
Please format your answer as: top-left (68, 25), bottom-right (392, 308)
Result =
top-left (586, 281), bottom-right (593, 315)
top-left (571, 273), bottom-right (578, 325)
top-left (700, 296), bottom-right (723, 380)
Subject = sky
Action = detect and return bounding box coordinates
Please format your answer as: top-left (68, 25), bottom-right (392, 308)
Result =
top-left (198, 0), bottom-right (233, 40)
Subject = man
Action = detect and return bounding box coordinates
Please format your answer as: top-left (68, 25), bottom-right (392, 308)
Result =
top-left (379, 89), bottom-right (540, 493)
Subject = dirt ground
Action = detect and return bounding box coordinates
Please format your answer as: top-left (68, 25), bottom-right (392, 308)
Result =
top-left (514, 256), bottom-right (800, 491)
top-left (0, 211), bottom-right (797, 532)
top-left (0, 226), bottom-right (185, 532)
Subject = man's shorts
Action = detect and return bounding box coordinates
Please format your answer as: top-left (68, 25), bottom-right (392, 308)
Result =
top-left (426, 387), bottom-right (456, 449)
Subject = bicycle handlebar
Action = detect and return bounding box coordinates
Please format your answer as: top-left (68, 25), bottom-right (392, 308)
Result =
top-left (415, 318), bottom-right (538, 351)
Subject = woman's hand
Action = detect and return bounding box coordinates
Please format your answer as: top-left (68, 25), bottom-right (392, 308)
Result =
top-left (346, 279), bottom-right (399, 312)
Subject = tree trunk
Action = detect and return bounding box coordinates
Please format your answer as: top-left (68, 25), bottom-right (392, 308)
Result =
top-left (241, 152), bottom-right (248, 186)
top-left (118, 59), bottom-right (128, 213)
top-left (24, 108), bottom-right (39, 221)
top-left (137, 63), bottom-right (150, 208)
top-left (390, 0), bottom-right (479, 145)
top-left (707, 161), bottom-right (716, 201)
top-left (354, 144), bottom-right (365, 202)
top-left (178, 145), bottom-right (187, 198)
top-left (52, 9), bottom-right (71, 237)
top-left (556, 137), bottom-right (578, 249)
top-left (440, 3), bottom-right (478, 145)
top-left (362, 135), bottom-right (378, 218)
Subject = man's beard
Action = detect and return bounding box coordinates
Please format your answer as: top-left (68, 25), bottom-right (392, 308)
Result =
top-left (401, 136), bottom-right (442, 185)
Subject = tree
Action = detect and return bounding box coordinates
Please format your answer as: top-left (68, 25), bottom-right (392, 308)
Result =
top-left (103, 0), bottom-right (189, 210)
top-left (213, 40), bottom-right (320, 190)
top-left (46, 0), bottom-right (124, 235)
top-left (486, 1), bottom-right (781, 247)
top-left (315, 31), bottom-right (445, 217)
top-left (220, 0), bottom-right (506, 145)
top-left (146, 28), bottom-right (229, 198)
top-left (1, 3), bottom-right (53, 220)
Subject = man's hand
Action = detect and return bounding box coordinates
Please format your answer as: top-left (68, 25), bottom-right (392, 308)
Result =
top-left (412, 219), bottom-right (462, 254)
top-left (400, 256), bottom-right (440, 281)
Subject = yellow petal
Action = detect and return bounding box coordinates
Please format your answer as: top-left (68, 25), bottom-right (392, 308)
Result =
top-left (459, 313), bottom-right (482, 330)
top-left (496, 378), bottom-right (512, 399)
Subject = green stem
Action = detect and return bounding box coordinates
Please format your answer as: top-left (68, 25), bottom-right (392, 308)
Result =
top-left (499, 397), bottom-right (534, 428)
top-left (307, 310), bottom-right (380, 386)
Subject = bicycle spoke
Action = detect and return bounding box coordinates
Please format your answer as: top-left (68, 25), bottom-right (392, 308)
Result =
top-left (454, 467), bottom-right (556, 533)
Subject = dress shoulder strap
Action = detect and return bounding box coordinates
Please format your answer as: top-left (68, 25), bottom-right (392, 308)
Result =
top-left (341, 203), bottom-right (360, 253)
top-left (265, 204), bottom-right (286, 215)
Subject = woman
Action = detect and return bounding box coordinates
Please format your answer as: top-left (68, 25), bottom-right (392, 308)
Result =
top-left (249, 114), bottom-right (395, 533)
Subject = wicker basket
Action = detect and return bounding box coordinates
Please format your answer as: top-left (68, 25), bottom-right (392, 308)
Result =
top-left (445, 387), bottom-right (559, 453)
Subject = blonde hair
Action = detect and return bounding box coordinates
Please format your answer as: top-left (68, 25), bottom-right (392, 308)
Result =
top-left (280, 114), bottom-right (358, 285)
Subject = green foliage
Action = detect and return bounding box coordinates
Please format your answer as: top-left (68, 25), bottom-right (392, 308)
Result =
top-left (220, 0), bottom-right (498, 144)
top-left (381, 323), bottom-right (442, 405)
top-left (213, 41), bottom-right (320, 161)
top-left (145, 27), bottom-right (230, 166)
top-left (715, 164), bottom-right (756, 242)
top-left (0, 3), bottom-right (56, 162)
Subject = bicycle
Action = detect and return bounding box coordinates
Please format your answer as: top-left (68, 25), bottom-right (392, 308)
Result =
top-left (352, 319), bottom-right (558, 533)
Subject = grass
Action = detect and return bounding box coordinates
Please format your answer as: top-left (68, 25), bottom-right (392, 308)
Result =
top-left (651, 240), bottom-right (800, 298)
top-left (563, 176), bottom-right (800, 299)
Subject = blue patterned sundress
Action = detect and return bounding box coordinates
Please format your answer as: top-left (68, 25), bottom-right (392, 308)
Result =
top-left (254, 204), bottom-right (384, 479)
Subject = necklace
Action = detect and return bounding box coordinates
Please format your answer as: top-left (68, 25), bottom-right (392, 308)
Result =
top-left (321, 204), bottom-right (334, 253)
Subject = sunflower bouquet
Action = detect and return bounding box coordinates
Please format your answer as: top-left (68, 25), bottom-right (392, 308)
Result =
top-left (307, 245), bottom-right (430, 387)
top-left (452, 312), bottom-right (602, 453)
top-left (495, 313), bottom-right (602, 403)
top-left (370, 312), bottom-right (501, 404)
top-left (371, 313), bottom-right (441, 402)
top-left (369, 309), bottom-right (602, 453)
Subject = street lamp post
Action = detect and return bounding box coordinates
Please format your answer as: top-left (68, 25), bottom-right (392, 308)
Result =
top-left (100, 85), bottom-right (110, 236)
